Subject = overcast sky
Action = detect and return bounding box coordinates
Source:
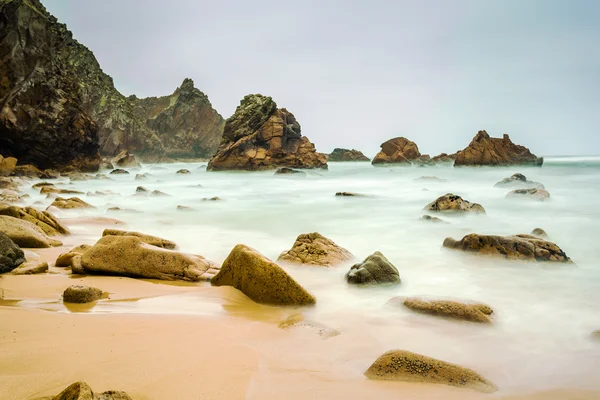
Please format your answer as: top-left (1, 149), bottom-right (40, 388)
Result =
top-left (44, 0), bottom-right (600, 157)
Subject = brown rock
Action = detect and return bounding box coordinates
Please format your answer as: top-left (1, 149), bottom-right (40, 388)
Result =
top-left (454, 130), bottom-right (543, 166)
top-left (364, 350), bottom-right (497, 393)
top-left (211, 244), bottom-right (316, 306)
top-left (0, 215), bottom-right (62, 247)
top-left (327, 148), bottom-right (370, 162)
top-left (109, 169), bottom-right (129, 175)
top-left (278, 314), bottom-right (340, 339)
top-left (0, 155), bottom-right (17, 176)
top-left (274, 167), bottom-right (306, 175)
top-left (0, 204), bottom-right (69, 236)
top-left (207, 95), bottom-right (327, 171)
top-left (102, 229), bottom-right (177, 249)
top-left (397, 297), bottom-right (493, 323)
top-left (135, 173), bottom-right (150, 180)
top-left (63, 285), bottom-right (103, 303)
top-left (176, 205), bottom-right (195, 211)
top-left (51, 381), bottom-right (132, 400)
top-left (40, 186), bottom-right (84, 195)
top-left (372, 137), bottom-right (420, 165)
top-left (11, 260), bottom-right (48, 275)
top-left (113, 150), bottom-right (141, 168)
top-left (32, 182), bottom-right (54, 189)
top-left (49, 197), bottom-right (95, 210)
top-left (506, 188), bottom-right (550, 201)
top-left (424, 193), bottom-right (485, 214)
top-left (346, 251), bottom-right (400, 285)
top-left (151, 190), bottom-right (170, 197)
top-left (55, 244), bottom-right (92, 267)
top-left (431, 153), bottom-right (456, 164)
top-left (277, 232), bottom-right (354, 267)
top-left (443, 233), bottom-right (571, 262)
top-left (13, 164), bottom-right (44, 178)
top-left (176, 169), bottom-right (191, 174)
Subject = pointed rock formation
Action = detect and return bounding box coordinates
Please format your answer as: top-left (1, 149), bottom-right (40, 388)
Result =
top-left (277, 232), bottom-right (354, 267)
top-left (454, 130), bottom-right (543, 166)
top-left (328, 148), bottom-right (370, 162)
top-left (372, 137), bottom-right (421, 165)
top-left (207, 95), bottom-right (327, 171)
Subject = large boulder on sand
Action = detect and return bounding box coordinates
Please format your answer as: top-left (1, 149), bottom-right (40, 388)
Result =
top-left (81, 235), bottom-right (219, 281)
top-left (345, 251), bottom-right (400, 285)
top-left (63, 285), bottom-right (103, 303)
top-left (328, 148), bottom-right (370, 162)
top-left (372, 137), bottom-right (420, 165)
top-left (0, 216), bottom-right (62, 247)
top-left (48, 197), bottom-right (95, 210)
top-left (364, 350), bottom-right (497, 393)
top-left (207, 94), bottom-right (327, 171)
top-left (277, 232), bottom-right (353, 267)
top-left (392, 297), bottom-right (494, 323)
top-left (443, 233), bottom-right (571, 262)
top-left (102, 229), bottom-right (177, 249)
top-left (506, 188), bottom-right (550, 201)
top-left (51, 381), bottom-right (132, 400)
top-left (0, 232), bottom-right (25, 273)
top-left (0, 203), bottom-right (69, 235)
top-left (494, 173), bottom-right (544, 189)
top-left (454, 130), bottom-right (543, 166)
top-left (424, 193), bottom-right (485, 214)
top-left (211, 244), bottom-right (316, 306)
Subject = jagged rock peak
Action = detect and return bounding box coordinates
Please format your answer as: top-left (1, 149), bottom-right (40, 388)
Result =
top-left (454, 130), bottom-right (543, 167)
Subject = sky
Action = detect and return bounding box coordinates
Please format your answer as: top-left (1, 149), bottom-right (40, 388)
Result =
top-left (44, 0), bottom-right (600, 157)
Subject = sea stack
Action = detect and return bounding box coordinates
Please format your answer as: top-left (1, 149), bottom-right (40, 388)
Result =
top-left (454, 130), bottom-right (543, 166)
top-left (372, 137), bottom-right (421, 165)
top-left (207, 94), bottom-right (327, 171)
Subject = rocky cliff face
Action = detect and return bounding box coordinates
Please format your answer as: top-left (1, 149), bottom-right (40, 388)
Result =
top-left (454, 130), bottom-right (543, 166)
top-left (328, 148), bottom-right (370, 162)
top-left (0, 0), bottom-right (223, 168)
top-left (207, 95), bottom-right (327, 171)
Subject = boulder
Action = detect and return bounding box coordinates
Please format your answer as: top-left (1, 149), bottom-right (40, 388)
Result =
top-left (0, 204), bottom-right (70, 235)
top-left (443, 233), bottom-right (571, 262)
top-left (364, 350), bottom-right (497, 393)
top-left (151, 190), bottom-right (170, 197)
top-left (494, 173), bottom-right (544, 189)
top-left (531, 228), bottom-right (548, 238)
top-left (102, 229), bottom-right (177, 249)
top-left (81, 235), bottom-right (219, 281)
top-left (372, 137), bottom-right (421, 165)
top-left (335, 192), bottom-right (367, 197)
top-left (176, 205), bottom-right (195, 211)
top-left (11, 260), bottom-right (48, 275)
top-left (395, 297), bottom-right (493, 323)
top-left (110, 169), bottom-right (130, 175)
top-left (49, 197), bottom-right (95, 209)
top-left (211, 244), bottom-right (316, 306)
top-left (0, 155), bottom-right (17, 176)
top-left (113, 150), bottom-right (141, 168)
top-left (176, 169), bottom-right (191, 174)
top-left (277, 232), bottom-right (354, 267)
top-left (454, 130), bottom-right (543, 166)
top-left (63, 285), bottom-right (103, 303)
top-left (135, 173), bottom-right (150, 180)
top-left (424, 193), bottom-right (485, 214)
top-left (55, 244), bottom-right (91, 267)
top-left (274, 167), bottom-right (306, 175)
top-left (135, 186), bottom-right (149, 194)
top-left (50, 381), bottom-right (132, 400)
top-left (278, 315), bottom-right (340, 339)
top-left (0, 232), bottom-right (25, 273)
top-left (419, 215), bottom-right (446, 223)
top-left (0, 216), bottom-right (62, 247)
top-left (327, 148), bottom-right (370, 162)
top-left (506, 188), bottom-right (550, 201)
top-left (207, 94), bottom-right (327, 171)
top-left (40, 186), bottom-right (84, 195)
top-left (345, 251), bottom-right (400, 285)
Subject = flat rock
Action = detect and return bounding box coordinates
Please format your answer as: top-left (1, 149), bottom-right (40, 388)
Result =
top-left (506, 188), bottom-right (550, 201)
top-left (40, 186), bottom-right (84, 195)
top-left (372, 137), bottom-right (421, 165)
top-left (11, 260), bottom-right (48, 275)
top-left (63, 285), bottom-right (103, 303)
top-left (278, 232), bottom-right (353, 267)
top-left (176, 205), bottom-right (195, 211)
top-left (278, 315), bottom-right (340, 339)
top-left (0, 204), bottom-right (69, 235)
top-left (102, 229), bottom-right (177, 249)
top-left (0, 216), bottom-right (62, 248)
top-left (424, 193), bottom-right (485, 214)
top-left (274, 167), bottom-right (306, 175)
top-left (395, 297), bottom-right (493, 323)
top-left (335, 192), bottom-right (367, 197)
top-left (176, 169), bottom-right (191, 174)
top-left (494, 173), bottom-right (544, 189)
top-left (211, 244), bottom-right (316, 306)
top-left (443, 233), bottom-right (571, 262)
top-left (0, 232), bottom-right (25, 273)
top-left (454, 130), bottom-right (543, 166)
top-left (346, 251), bottom-right (400, 285)
top-left (364, 350), bottom-right (497, 393)
top-left (49, 197), bottom-right (95, 209)
top-left (32, 182), bottom-right (54, 189)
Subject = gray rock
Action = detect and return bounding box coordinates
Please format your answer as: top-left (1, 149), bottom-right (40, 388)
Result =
top-left (346, 251), bottom-right (400, 285)
top-left (0, 232), bottom-right (25, 273)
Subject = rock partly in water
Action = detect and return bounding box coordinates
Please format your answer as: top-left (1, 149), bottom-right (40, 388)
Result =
top-left (443, 233), bottom-right (571, 262)
top-left (113, 150), bottom-right (141, 168)
top-left (531, 228), bottom-right (548, 238)
top-left (274, 167), bottom-right (306, 175)
top-left (55, 244), bottom-right (92, 268)
top-left (63, 285), bottom-right (103, 303)
top-left (211, 244), bottom-right (316, 306)
top-left (328, 148), bottom-right (370, 162)
top-left (335, 192), bottom-right (367, 197)
top-left (176, 205), bottom-right (195, 212)
top-left (364, 350), bottom-right (497, 393)
top-left (414, 176), bottom-right (447, 182)
top-left (431, 153), bottom-right (456, 164)
top-left (424, 193), bottom-right (485, 214)
top-left (372, 137), bottom-right (421, 165)
top-left (151, 190), bottom-right (170, 197)
top-left (277, 232), bottom-right (354, 267)
top-left (40, 186), bottom-right (84, 195)
top-left (201, 196), bottom-right (221, 201)
top-left (454, 130), bottom-right (543, 166)
top-left (278, 314), bottom-right (340, 339)
top-left (207, 94), bottom-right (327, 171)
top-left (110, 169), bottom-right (130, 175)
top-left (0, 203), bottom-right (69, 235)
top-left (102, 229), bottom-right (177, 249)
top-left (50, 381), bottom-right (132, 400)
top-left (419, 215), bottom-right (446, 223)
top-left (0, 231), bottom-right (25, 273)
top-left (49, 197), bottom-right (95, 209)
top-left (506, 188), bottom-right (550, 201)
top-left (396, 297), bottom-right (494, 323)
top-left (11, 260), bottom-right (48, 275)
top-left (81, 235), bottom-right (219, 281)
top-left (346, 251), bottom-right (400, 285)
top-left (176, 169), bottom-right (191, 174)
top-left (0, 216), bottom-right (62, 248)
top-left (494, 173), bottom-right (544, 189)
top-left (135, 173), bottom-right (150, 180)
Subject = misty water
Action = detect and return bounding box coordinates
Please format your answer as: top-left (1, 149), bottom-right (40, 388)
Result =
top-left (18, 157), bottom-right (600, 394)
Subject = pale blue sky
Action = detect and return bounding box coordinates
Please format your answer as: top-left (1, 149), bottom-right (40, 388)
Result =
top-left (44, 0), bottom-right (600, 156)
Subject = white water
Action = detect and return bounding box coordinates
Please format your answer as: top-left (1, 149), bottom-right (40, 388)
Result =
top-left (18, 158), bottom-right (600, 395)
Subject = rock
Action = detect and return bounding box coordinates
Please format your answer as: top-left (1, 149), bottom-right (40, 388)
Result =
top-left (277, 232), bottom-right (353, 267)
top-left (327, 148), bottom-right (370, 162)
top-left (207, 94), bottom-right (327, 171)
top-left (345, 251), bottom-right (400, 285)
top-left (395, 297), bottom-right (493, 323)
top-left (63, 285), bottom-right (103, 303)
top-left (32, 182), bottom-right (54, 189)
top-left (494, 173), bottom-right (544, 189)
top-left (0, 232), bottom-right (25, 273)
top-left (0, 189), bottom-right (25, 203)
top-left (454, 130), bottom-right (543, 166)
top-left (0, 216), bottom-right (62, 247)
top-left (100, 158), bottom-right (114, 170)
top-left (176, 205), bottom-right (195, 211)
top-left (424, 193), bottom-right (485, 214)
top-left (49, 197), bottom-right (95, 209)
top-left (364, 350), bottom-right (497, 393)
top-left (135, 173), bottom-right (150, 180)
top-left (335, 192), bottom-right (367, 197)
top-left (414, 176), bottom-right (447, 182)
top-left (70, 255), bottom-right (86, 275)
top-left (372, 137), bottom-right (421, 165)
top-left (531, 228), bottom-right (548, 238)
top-left (40, 186), bottom-right (84, 195)
top-left (413, 154), bottom-right (434, 166)
top-left (201, 196), bottom-right (221, 201)
top-left (274, 167), bottom-right (306, 175)
top-left (592, 330), bottom-right (600, 340)
top-left (102, 229), bottom-right (177, 249)
top-left (12, 165), bottom-right (44, 178)
top-left (176, 169), bottom-right (191, 174)
top-left (11, 260), bottom-right (48, 275)
top-left (110, 169), bottom-right (130, 175)
top-left (506, 188), bottom-right (550, 201)
top-left (55, 244), bottom-right (91, 267)
top-left (0, 155), bottom-right (17, 176)
top-left (443, 233), bottom-right (571, 262)
top-left (113, 150), bottom-right (141, 168)
top-left (0, 204), bottom-right (70, 235)
top-left (431, 153), bottom-right (456, 164)
top-left (107, 207), bottom-right (140, 213)
top-left (87, 190), bottom-right (117, 197)
top-left (419, 215), bottom-right (446, 223)
top-left (50, 381), bottom-right (132, 400)
top-left (211, 244), bottom-right (316, 306)
top-left (135, 186), bottom-right (149, 194)
top-left (81, 235), bottom-right (219, 281)
top-left (0, 177), bottom-right (20, 190)
top-left (278, 315), bottom-right (340, 339)
top-left (151, 190), bottom-right (170, 197)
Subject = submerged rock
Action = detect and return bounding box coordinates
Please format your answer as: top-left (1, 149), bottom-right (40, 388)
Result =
top-left (277, 232), bottom-right (353, 267)
top-left (394, 297), bottom-right (493, 323)
top-left (211, 244), bottom-right (316, 306)
top-left (372, 137), bottom-right (421, 165)
top-left (506, 188), bottom-right (550, 201)
top-left (0, 203), bottom-right (69, 235)
top-left (274, 167), bottom-right (306, 175)
top-left (0, 216), bottom-right (62, 247)
top-left (443, 233), bottom-right (571, 262)
top-left (424, 193), bottom-right (485, 214)
top-left (531, 228), bottom-right (548, 238)
top-left (364, 350), bottom-right (497, 393)
top-left (151, 190), bottom-right (170, 197)
top-left (176, 205), bottom-right (195, 211)
top-left (207, 94), bottom-right (327, 171)
top-left (176, 169), bottom-right (191, 174)
top-left (494, 173), bottom-right (544, 189)
top-left (454, 130), bottom-right (543, 166)
top-left (110, 169), bottom-right (130, 175)
top-left (328, 148), bottom-right (370, 162)
top-left (419, 215), bottom-right (446, 223)
top-left (346, 251), bottom-right (400, 285)
top-left (63, 285), bottom-right (103, 303)
top-left (135, 173), bottom-right (150, 180)
top-left (49, 197), bottom-right (95, 209)
top-left (0, 232), bottom-right (25, 273)
top-left (278, 315), bottom-right (340, 339)
top-left (102, 229), bottom-right (177, 249)
top-left (414, 176), bottom-right (447, 182)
